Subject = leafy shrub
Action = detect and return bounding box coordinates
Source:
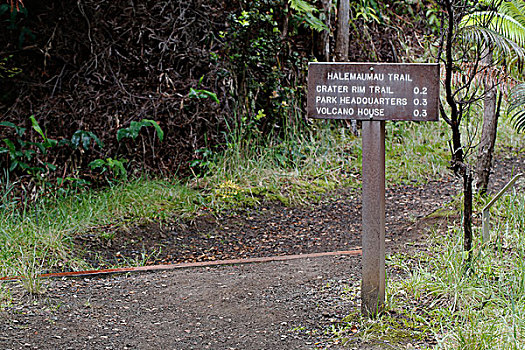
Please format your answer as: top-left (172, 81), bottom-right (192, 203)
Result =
top-left (0, 115), bottom-right (164, 201)
top-left (0, 116), bottom-right (57, 179)
top-left (116, 119), bottom-right (164, 143)
top-left (222, 0), bottom-right (318, 141)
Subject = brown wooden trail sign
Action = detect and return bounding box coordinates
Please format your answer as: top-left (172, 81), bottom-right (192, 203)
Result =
top-left (307, 62), bottom-right (439, 316)
top-left (307, 63), bottom-right (439, 121)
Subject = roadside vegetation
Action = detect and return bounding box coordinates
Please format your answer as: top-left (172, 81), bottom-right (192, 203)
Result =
top-left (0, 117), bottom-right (452, 279)
top-left (1, 99), bottom-right (525, 348)
top-left (334, 178), bottom-right (525, 349)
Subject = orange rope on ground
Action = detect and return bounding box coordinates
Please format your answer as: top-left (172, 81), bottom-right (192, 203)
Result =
top-left (0, 248), bottom-right (363, 281)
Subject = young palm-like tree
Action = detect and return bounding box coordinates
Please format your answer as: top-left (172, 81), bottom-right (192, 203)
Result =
top-left (509, 83), bottom-right (525, 131)
top-left (438, 0), bottom-right (525, 261)
top-left (500, 2), bottom-right (525, 133)
top-left (460, 0), bottom-right (525, 194)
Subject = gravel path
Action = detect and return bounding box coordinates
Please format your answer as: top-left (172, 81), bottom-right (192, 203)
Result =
top-left (2, 255), bottom-right (362, 349)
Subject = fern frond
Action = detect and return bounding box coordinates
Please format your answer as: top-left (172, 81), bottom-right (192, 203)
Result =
top-left (499, 0), bottom-right (525, 28)
top-left (303, 12), bottom-right (327, 32)
top-left (459, 25), bottom-right (525, 62)
top-left (288, 0), bottom-right (327, 32)
top-left (462, 11), bottom-right (525, 47)
top-left (507, 83), bottom-right (525, 133)
top-left (288, 0), bottom-right (318, 14)
top-left (510, 109), bottom-right (525, 132)
top-left (509, 83), bottom-right (525, 110)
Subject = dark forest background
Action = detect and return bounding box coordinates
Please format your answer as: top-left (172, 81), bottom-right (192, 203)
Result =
top-left (0, 0), bottom-right (434, 188)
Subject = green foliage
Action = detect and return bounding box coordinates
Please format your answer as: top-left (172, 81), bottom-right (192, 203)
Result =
top-left (30, 115), bottom-right (57, 149)
top-left (0, 116), bottom-right (57, 178)
top-left (189, 76), bottom-right (220, 104)
top-left (0, 116), bottom-right (164, 190)
top-left (0, 55), bottom-right (21, 78)
top-left (223, 0), bottom-right (312, 142)
top-left (85, 119), bottom-right (165, 183)
top-left (461, 1), bottom-right (525, 133)
top-left (188, 88), bottom-right (219, 103)
top-left (189, 147), bottom-right (214, 176)
top-left (88, 158), bottom-right (128, 181)
top-left (507, 83), bottom-right (525, 132)
top-left (0, 4), bottom-right (34, 48)
top-left (350, 0), bottom-right (382, 24)
top-left (460, 0), bottom-right (525, 64)
top-left (116, 119), bottom-right (164, 143)
top-left (288, 0), bottom-right (328, 32)
top-left (70, 130), bottom-right (104, 150)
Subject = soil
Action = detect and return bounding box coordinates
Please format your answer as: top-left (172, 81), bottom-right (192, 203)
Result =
top-left (1, 150), bottom-right (525, 350)
top-left (71, 176), bottom-right (460, 270)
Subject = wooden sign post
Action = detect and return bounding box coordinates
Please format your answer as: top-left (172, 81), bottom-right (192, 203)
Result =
top-left (307, 63), bottom-right (439, 316)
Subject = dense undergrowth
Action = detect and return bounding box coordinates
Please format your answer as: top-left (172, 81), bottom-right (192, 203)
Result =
top-left (0, 118), bottom-right (451, 278)
top-left (0, 0), bottom-right (435, 199)
top-left (1, 109), bottom-right (525, 349)
top-left (325, 121), bottom-right (525, 348)
top-left (0, 111), bottom-right (520, 277)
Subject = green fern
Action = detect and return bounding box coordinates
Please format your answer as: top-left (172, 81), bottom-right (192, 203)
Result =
top-left (460, 3), bottom-right (525, 62)
top-left (508, 83), bottom-right (525, 132)
top-left (475, 1), bottom-right (525, 133)
top-left (460, 24), bottom-right (525, 61)
top-left (288, 0), bottom-right (317, 14)
top-left (461, 0), bottom-right (525, 133)
top-left (288, 0), bottom-right (327, 32)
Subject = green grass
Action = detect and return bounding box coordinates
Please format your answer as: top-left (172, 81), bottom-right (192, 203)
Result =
top-left (0, 180), bottom-right (205, 277)
top-left (0, 119), bottom-right (448, 283)
top-left (0, 113), bottom-right (523, 299)
top-left (318, 114), bottom-right (525, 349)
top-left (385, 120), bottom-right (451, 184)
top-left (333, 183), bottom-right (525, 349)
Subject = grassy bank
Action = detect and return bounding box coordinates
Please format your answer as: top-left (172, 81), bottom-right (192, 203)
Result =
top-left (0, 119), bottom-right (451, 279)
top-left (0, 115), bottom-right (522, 296)
top-left (326, 116), bottom-right (525, 348)
top-left (333, 185), bottom-right (525, 349)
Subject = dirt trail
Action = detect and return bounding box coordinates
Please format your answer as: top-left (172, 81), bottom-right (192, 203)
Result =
top-left (2, 255), bottom-right (365, 349)
top-left (2, 152), bottom-right (524, 349)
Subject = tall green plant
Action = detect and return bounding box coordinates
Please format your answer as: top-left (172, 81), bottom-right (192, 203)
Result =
top-left (459, 0), bottom-right (525, 77)
top-left (438, 0), bottom-right (503, 263)
top-left (460, 0), bottom-right (525, 194)
top-left (0, 116), bottom-right (57, 178)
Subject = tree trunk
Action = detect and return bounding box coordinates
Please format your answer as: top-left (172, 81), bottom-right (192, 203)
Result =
top-left (442, 0), bottom-right (473, 264)
top-left (335, 0), bottom-right (357, 134)
top-left (463, 170), bottom-right (473, 264)
top-left (335, 0), bottom-right (349, 61)
top-left (320, 0), bottom-right (332, 61)
top-left (476, 50), bottom-right (499, 195)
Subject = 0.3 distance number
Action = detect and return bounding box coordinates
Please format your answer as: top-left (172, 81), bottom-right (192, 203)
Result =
top-left (413, 109), bottom-right (427, 118)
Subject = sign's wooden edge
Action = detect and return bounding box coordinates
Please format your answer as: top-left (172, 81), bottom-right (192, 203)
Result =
top-left (308, 62), bottom-right (440, 66)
